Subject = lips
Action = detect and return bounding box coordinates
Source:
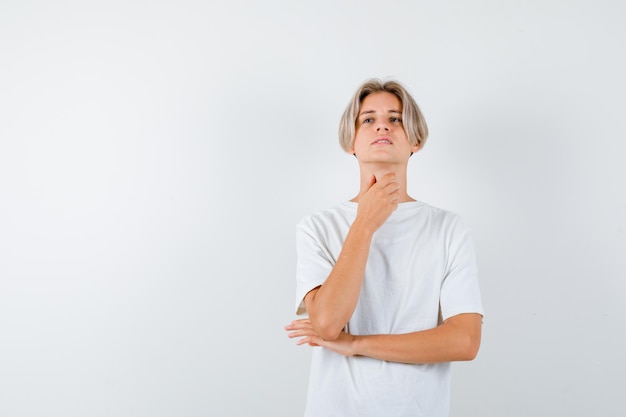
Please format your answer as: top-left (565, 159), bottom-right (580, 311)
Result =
top-left (372, 136), bottom-right (393, 145)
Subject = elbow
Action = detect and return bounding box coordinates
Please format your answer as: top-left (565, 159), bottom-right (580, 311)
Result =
top-left (320, 327), bottom-right (343, 341)
top-left (310, 316), bottom-right (344, 341)
top-left (317, 322), bottom-right (344, 341)
top-left (459, 335), bottom-right (481, 361)
top-left (446, 314), bottom-right (482, 361)
top-left (304, 291), bottom-right (347, 341)
top-left (463, 345), bottom-right (479, 361)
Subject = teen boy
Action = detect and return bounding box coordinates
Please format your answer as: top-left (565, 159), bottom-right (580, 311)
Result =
top-left (285, 79), bottom-right (484, 417)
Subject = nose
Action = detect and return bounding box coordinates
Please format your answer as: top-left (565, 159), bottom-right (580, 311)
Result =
top-left (376, 121), bottom-right (389, 131)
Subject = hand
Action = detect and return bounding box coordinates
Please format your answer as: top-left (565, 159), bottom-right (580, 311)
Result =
top-left (355, 173), bottom-right (400, 233)
top-left (285, 319), bottom-right (358, 357)
top-left (285, 318), bottom-right (321, 347)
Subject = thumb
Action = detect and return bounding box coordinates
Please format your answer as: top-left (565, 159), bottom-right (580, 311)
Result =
top-left (367, 175), bottom-right (377, 189)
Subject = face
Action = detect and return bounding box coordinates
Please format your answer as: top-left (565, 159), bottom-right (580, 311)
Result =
top-left (350, 92), bottom-right (420, 162)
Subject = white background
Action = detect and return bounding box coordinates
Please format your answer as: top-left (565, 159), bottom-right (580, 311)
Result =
top-left (1, 1), bottom-right (625, 416)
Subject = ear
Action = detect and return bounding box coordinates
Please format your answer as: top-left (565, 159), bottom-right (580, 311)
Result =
top-left (348, 141), bottom-right (355, 155)
top-left (410, 142), bottom-right (421, 155)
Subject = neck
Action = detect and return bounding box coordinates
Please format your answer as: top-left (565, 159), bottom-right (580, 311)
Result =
top-left (351, 162), bottom-right (414, 203)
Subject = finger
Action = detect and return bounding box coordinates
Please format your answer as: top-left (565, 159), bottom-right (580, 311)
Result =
top-left (366, 175), bottom-right (376, 190)
top-left (388, 188), bottom-right (401, 201)
top-left (296, 337), bottom-right (310, 346)
top-left (381, 179), bottom-right (400, 193)
top-left (284, 319), bottom-right (312, 330)
top-left (287, 329), bottom-right (317, 338)
top-left (285, 324), bottom-right (313, 332)
top-left (288, 318), bottom-right (311, 325)
top-left (296, 336), bottom-right (320, 346)
top-left (286, 324), bottom-right (319, 338)
top-left (377, 172), bottom-right (396, 185)
top-left (297, 336), bottom-right (321, 346)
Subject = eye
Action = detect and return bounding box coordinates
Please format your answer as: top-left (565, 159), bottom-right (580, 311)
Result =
top-left (390, 117), bottom-right (402, 123)
top-left (363, 118), bottom-right (373, 124)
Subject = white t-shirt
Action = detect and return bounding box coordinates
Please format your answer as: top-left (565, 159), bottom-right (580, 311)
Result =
top-left (295, 201), bottom-right (484, 417)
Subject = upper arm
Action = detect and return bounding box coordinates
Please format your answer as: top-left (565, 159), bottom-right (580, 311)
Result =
top-left (302, 286), bottom-right (321, 316)
top-left (295, 220), bottom-right (333, 315)
top-left (440, 217), bottom-right (484, 321)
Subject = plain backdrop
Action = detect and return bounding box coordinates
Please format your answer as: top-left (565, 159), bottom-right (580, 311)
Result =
top-left (1, 1), bottom-right (625, 416)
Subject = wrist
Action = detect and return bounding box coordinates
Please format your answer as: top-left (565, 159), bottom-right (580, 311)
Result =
top-left (351, 334), bottom-right (364, 357)
top-left (350, 218), bottom-right (376, 239)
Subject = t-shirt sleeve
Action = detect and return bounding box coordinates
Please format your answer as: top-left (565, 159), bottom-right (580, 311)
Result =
top-left (439, 216), bottom-right (485, 321)
top-left (294, 218), bottom-right (335, 316)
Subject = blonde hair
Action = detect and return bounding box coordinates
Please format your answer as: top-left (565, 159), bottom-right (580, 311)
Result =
top-left (338, 78), bottom-right (429, 152)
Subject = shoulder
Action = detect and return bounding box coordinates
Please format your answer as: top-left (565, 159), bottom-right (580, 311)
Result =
top-left (409, 202), bottom-right (474, 247)
top-left (297, 202), bottom-right (355, 232)
top-left (415, 201), bottom-right (467, 228)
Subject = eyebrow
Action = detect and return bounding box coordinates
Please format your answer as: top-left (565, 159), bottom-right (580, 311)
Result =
top-left (358, 109), bottom-right (402, 117)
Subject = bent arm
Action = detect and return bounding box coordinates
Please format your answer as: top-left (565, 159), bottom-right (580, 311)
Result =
top-left (352, 313), bottom-right (483, 364)
top-left (289, 313), bottom-right (482, 364)
top-left (303, 173), bottom-right (400, 341)
top-left (304, 219), bottom-right (374, 340)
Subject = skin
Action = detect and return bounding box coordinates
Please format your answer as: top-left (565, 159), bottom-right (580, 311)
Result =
top-left (285, 91), bottom-right (482, 364)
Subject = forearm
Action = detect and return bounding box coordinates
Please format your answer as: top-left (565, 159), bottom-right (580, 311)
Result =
top-left (304, 173), bottom-right (401, 340)
top-left (352, 314), bottom-right (482, 364)
top-left (306, 219), bottom-right (374, 340)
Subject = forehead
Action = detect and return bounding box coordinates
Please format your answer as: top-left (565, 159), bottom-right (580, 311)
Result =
top-left (360, 91), bottom-right (402, 112)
